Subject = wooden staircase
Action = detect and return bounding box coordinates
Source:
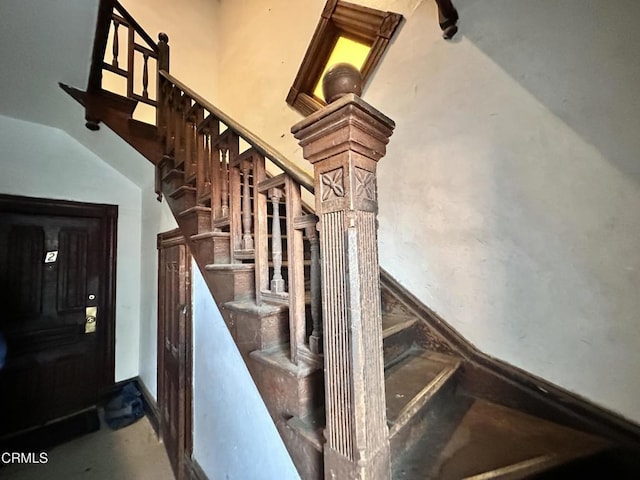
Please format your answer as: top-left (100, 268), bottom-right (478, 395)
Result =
top-left (63, 2), bottom-right (640, 478)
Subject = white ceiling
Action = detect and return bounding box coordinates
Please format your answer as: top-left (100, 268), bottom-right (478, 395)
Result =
top-left (0, 0), bottom-right (153, 187)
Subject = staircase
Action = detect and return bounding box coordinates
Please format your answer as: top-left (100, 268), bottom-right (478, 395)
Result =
top-left (63, 2), bottom-right (640, 478)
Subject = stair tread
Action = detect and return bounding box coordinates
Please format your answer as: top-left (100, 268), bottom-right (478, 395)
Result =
top-left (394, 398), bottom-right (610, 480)
top-left (161, 168), bottom-right (183, 183)
top-left (383, 313), bottom-right (418, 338)
top-left (249, 344), bottom-right (320, 378)
top-left (385, 348), bottom-right (460, 433)
top-left (178, 205), bottom-right (211, 217)
top-left (191, 231), bottom-right (230, 241)
top-left (168, 185), bottom-right (196, 199)
top-left (205, 263), bottom-right (254, 271)
top-left (287, 409), bottom-right (324, 452)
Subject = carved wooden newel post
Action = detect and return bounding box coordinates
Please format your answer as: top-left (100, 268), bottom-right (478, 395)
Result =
top-left (292, 91), bottom-right (395, 479)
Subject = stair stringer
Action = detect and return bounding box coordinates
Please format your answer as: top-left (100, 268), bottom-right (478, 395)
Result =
top-left (379, 269), bottom-right (640, 450)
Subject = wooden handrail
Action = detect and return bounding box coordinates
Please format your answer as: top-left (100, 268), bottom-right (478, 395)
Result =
top-left (113, 0), bottom-right (158, 53)
top-left (159, 70), bottom-right (315, 195)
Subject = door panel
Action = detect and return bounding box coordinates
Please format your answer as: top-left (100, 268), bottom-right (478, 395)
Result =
top-left (158, 232), bottom-right (191, 480)
top-left (0, 196), bottom-right (116, 436)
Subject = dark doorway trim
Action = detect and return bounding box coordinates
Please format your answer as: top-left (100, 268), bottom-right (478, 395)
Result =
top-left (0, 194), bottom-right (118, 393)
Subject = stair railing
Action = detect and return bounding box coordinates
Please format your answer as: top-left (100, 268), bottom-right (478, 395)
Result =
top-left (157, 70), bottom-right (323, 366)
top-left (96, 1), bottom-right (160, 108)
top-left (93, 1), bottom-right (323, 368)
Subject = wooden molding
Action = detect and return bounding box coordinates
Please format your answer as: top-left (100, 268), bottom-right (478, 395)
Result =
top-left (379, 268), bottom-right (640, 449)
top-left (135, 377), bottom-right (161, 436)
top-left (287, 0), bottom-right (402, 116)
top-left (184, 456), bottom-right (209, 480)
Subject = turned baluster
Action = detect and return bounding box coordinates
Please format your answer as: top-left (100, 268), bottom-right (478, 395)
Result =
top-left (164, 87), bottom-right (174, 154)
top-left (204, 134), bottom-right (211, 188)
top-left (241, 161), bottom-right (254, 250)
top-left (306, 221), bottom-right (322, 354)
top-left (269, 188), bottom-right (285, 293)
top-left (111, 19), bottom-right (120, 68)
top-left (220, 148), bottom-right (229, 217)
top-left (126, 25), bottom-right (134, 98)
top-left (193, 108), bottom-right (206, 199)
top-left (173, 90), bottom-right (183, 161)
top-left (184, 101), bottom-right (195, 178)
top-left (142, 53), bottom-right (149, 99)
top-left (211, 146), bottom-right (222, 221)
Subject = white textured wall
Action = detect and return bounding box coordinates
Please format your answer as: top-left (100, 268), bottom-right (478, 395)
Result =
top-left (0, 115), bottom-right (143, 382)
top-left (121, 0), bottom-right (219, 105)
top-left (191, 263), bottom-right (300, 480)
top-left (208, 1), bottom-right (640, 422)
top-left (138, 178), bottom-right (177, 399)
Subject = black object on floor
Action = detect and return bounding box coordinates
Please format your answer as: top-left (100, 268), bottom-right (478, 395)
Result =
top-left (0, 408), bottom-right (100, 453)
top-left (104, 382), bottom-right (144, 430)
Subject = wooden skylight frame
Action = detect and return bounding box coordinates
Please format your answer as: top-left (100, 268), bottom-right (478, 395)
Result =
top-left (286, 0), bottom-right (403, 116)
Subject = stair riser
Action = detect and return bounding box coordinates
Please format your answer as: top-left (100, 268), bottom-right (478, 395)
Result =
top-left (168, 190), bottom-right (196, 212)
top-left (390, 370), bottom-right (463, 460)
top-left (203, 267), bottom-right (255, 304)
top-left (192, 236), bottom-right (231, 265)
top-left (249, 360), bottom-right (323, 420)
top-left (384, 323), bottom-right (421, 368)
top-left (280, 423), bottom-right (323, 480)
top-left (162, 175), bottom-right (183, 192)
top-left (230, 309), bottom-right (289, 356)
top-left (179, 210), bottom-right (211, 236)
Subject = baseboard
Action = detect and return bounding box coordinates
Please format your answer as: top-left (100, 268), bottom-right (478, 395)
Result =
top-left (379, 268), bottom-right (640, 449)
top-left (184, 455), bottom-right (209, 480)
top-left (135, 377), bottom-right (161, 436)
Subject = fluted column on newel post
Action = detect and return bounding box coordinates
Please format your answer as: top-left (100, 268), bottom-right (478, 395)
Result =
top-left (292, 66), bottom-right (395, 480)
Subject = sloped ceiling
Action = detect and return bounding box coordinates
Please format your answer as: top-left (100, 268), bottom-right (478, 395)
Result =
top-left (0, 0), bottom-right (152, 187)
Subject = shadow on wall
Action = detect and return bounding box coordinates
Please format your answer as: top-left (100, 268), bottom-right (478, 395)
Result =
top-left (455, 0), bottom-right (640, 184)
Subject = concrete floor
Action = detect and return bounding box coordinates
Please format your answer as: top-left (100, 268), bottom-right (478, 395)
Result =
top-left (0, 415), bottom-right (174, 480)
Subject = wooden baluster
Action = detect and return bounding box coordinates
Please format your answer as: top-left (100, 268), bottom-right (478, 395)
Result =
top-left (111, 19), bottom-right (120, 68)
top-left (306, 219), bottom-right (322, 354)
top-left (142, 53), bottom-right (149, 99)
top-left (241, 161), bottom-right (254, 250)
top-left (164, 86), bottom-right (174, 154)
top-left (211, 146), bottom-right (222, 222)
top-left (253, 155), bottom-right (268, 305)
top-left (156, 33), bottom-right (169, 133)
top-left (174, 90), bottom-right (183, 162)
top-left (183, 99), bottom-right (193, 179)
top-left (203, 133), bottom-right (211, 190)
top-left (220, 148), bottom-right (229, 217)
top-left (285, 177), bottom-right (305, 364)
top-left (269, 188), bottom-right (285, 293)
top-left (127, 24), bottom-right (134, 98)
top-left (195, 111), bottom-right (207, 200)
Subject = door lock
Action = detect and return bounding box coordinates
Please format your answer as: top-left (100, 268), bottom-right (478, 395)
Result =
top-left (85, 306), bottom-right (97, 334)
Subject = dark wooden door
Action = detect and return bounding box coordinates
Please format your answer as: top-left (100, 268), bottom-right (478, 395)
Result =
top-left (0, 195), bottom-right (116, 436)
top-left (158, 230), bottom-right (191, 480)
